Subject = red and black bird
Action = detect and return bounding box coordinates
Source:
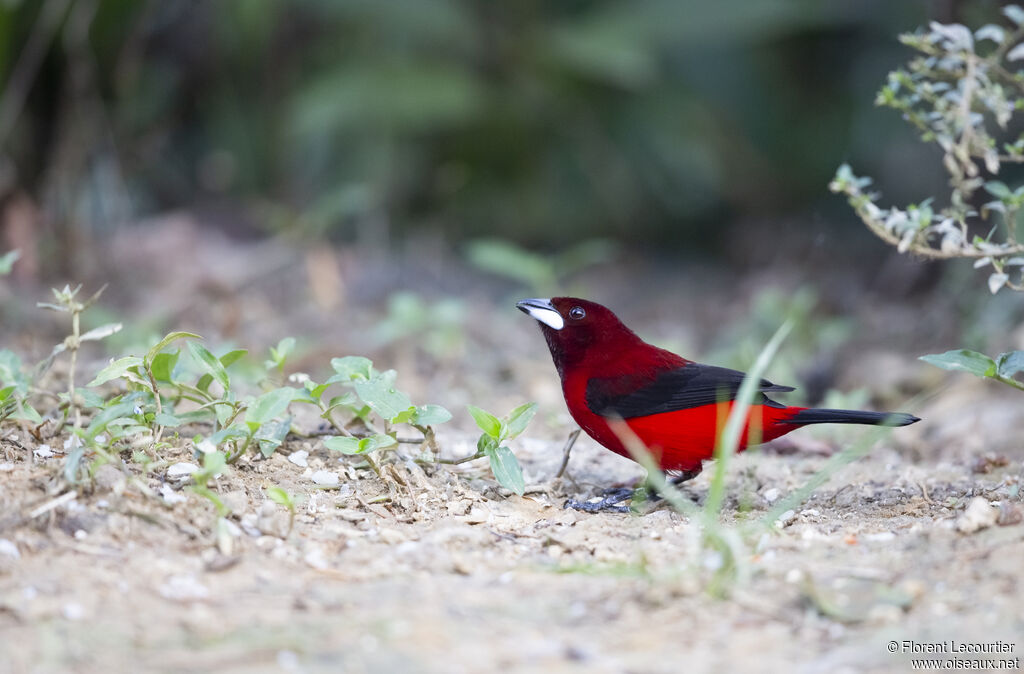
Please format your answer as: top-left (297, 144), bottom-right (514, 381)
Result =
top-left (518, 297), bottom-right (918, 510)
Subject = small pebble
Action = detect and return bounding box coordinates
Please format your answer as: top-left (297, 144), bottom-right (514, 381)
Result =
top-left (311, 470), bottom-right (339, 486)
top-left (956, 496), bottom-right (999, 534)
top-left (160, 484), bottom-right (188, 505)
top-left (62, 602), bottom-right (86, 621)
top-left (167, 462), bottom-right (199, 478)
top-left (288, 450), bottom-right (309, 467)
top-left (0, 539), bottom-right (20, 559)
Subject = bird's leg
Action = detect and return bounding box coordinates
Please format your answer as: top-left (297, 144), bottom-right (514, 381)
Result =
top-left (564, 487), bottom-right (636, 513)
top-left (641, 467), bottom-right (703, 504)
top-left (669, 467), bottom-right (702, 487)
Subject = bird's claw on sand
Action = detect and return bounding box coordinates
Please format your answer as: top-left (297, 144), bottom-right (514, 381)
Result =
top-left (564, 487), bottom-right (636, 513)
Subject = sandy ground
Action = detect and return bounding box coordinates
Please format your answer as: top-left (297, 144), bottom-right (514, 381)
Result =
top-left (1, 222), bottom-right (1023, 674)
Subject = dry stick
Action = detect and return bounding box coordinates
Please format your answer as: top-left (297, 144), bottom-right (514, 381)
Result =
top-left (554, 429), bottom-right (581, 479)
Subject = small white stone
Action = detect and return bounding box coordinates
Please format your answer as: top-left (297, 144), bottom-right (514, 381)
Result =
top-left (33, 445), bottom-right (53, 459)
top-left (304, 547), bottom-right (329, 570)
top-left (762, 487), bottom-right (781, 503)
top-left (287, 450), bottom-right (309, 468)
top-left (62, 602), bottom-right (86, 621)
top-left (167, 462), bottom-right (199, 478)
top-left (311, 470), bottom-right (339, 486)
top-left (160, 484), bottom-right (188, 505)
top-left (785, 568), bottom-right (804, 584)
top-left (0, 539), bottom-right (20, 559)
top-left (158, 574), bottom-right (209, 601)
top-left (956, 496), bottom-right (999, 534)
top-left (774, 509), bottom-right (797, 528)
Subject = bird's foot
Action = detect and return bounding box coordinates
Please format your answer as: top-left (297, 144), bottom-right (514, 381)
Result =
top-left (564, 487), bottom-right (637, 513)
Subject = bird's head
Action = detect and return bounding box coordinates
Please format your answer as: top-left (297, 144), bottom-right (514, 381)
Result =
top-left (516, 297), bottom-right (641, 376)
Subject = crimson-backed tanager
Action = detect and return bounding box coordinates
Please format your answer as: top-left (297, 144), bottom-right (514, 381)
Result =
top-left (518, 297), bottom-right (918, 510)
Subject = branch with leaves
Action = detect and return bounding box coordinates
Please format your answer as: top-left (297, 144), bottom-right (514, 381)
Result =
top-left (831, 8), bottom-right (1024, 392)
top-left (830, 7), bottom-right (1024, 294)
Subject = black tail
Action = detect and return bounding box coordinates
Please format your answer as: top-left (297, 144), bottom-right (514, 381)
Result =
top-left (788, 408), bottom-right (919, 427)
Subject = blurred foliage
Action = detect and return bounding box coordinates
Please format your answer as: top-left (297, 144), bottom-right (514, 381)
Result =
top-left (466, 238), bottom-right (614, 295)
top-left (0, 0), bottom-right (959, 252)
top-left (706, 286), bottom-right (852, 405)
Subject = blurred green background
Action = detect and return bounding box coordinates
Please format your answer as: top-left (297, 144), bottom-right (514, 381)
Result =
top-left (2, 0), bottom-right (1002, 273)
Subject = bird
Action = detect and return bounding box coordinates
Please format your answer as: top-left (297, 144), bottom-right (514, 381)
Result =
top-left (517, 297), bottom-right (919, 511)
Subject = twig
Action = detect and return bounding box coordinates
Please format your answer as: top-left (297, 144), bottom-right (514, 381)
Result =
top-left (27, 489), bottom-right (77, 518)
top-left (554, 429), bottom-right (580, 479)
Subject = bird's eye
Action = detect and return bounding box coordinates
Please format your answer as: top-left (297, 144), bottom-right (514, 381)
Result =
top-left (568, 306), bottom-right (586, 320)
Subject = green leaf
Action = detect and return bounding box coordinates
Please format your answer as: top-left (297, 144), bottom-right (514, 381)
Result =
top-left (324, 392), bottom-right (358, 412)
top-left (0, 249), bottom-right (20, 275)
top-left (269, 337), bottom-right (296, 365)
top-left (411, 404), bottom-right (452, 426)
top-left (88, 357), bottom-right (144, 387)
top-left (206, 427), bottom-right (250, 447)
top-left (330, 356), bottom-right (373, 381)
top-left (255, 415), bottom-right (292, 457)
top-left (64, 444), bottom-right (85, 484)
top-left (266, 486), bottom-right (293, 508)
top-left (79, 323), bottom-right (122, 342)
top-left (219, 349), bottom-right (248, 369)
top-left (246, 387), bottom-right (296, 428)
top-left (920, 350), bottom-right (997, 378)
top-left (84, 401), bottom-right (137, 440)
top-left (485, 444), bottom-right (525, 495)
top-left (197, 373), bottom-right (214, 394)
top-left (467, 405), bottom-right (502, 439)
top-left (194, 450), bottom-right (227, 485)
top-left (150, 351), bottom-right (180, 383)
top-left (0, 385), bottom-right (14, 403)
top-left (390, 407), bottom-right (416, 424)
top-left (504, 402), bottom-right (537, 440)
top-left (323, 436), bottom-right (361, 454)
top-left (477, 433), bottom-right (498, 454)
top-left (352, 370), bottom-right (413, 422)
top-left (305, 381), bottom-right (331, 401)
top-left (12, 399), bottom-right (42, 423)
top-left (325, 434), bottom-right (396, 454)
top-left (188, 341), bottom-right (230, 393)
top-left (1005, 4), bottom-right (1024, 26)
top-left (154, 412), bottom-right (182, 427)
top-left (983, 181), bottom-right (1013, 200)
top-left (146, 331), bottom-right (201, 366)
top-left (78, 389), bottom-right (105, 409)
top-left (997, 350), bottom-right (1024, 378)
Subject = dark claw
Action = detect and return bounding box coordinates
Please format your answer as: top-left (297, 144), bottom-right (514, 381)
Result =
top-left (564, 487), bottom-right (636, 513)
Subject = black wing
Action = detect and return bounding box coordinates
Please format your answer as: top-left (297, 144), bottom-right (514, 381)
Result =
top-left (585, 363), bottom-right (795, 419)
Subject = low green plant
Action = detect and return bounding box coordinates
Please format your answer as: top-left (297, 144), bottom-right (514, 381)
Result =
top-left (1, 288), bottom-right (540, 522)
top-left (461, 403), bottom-right (537, 495)
top-left (831, 8), bottom-right (1024, 391)
top-left (0, 350), bottom-right (41, 424)
top-left (920, 349), bottom-right (1024, 391)
top-left (265, 485), bottom-right (297, 536)
top-left (37, 284), bottom-right (121, 429)
top-left (0, 249), bottom-right (19, 275)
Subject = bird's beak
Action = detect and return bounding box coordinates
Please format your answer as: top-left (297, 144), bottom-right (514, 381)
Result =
top-left (516, 298), bottom-right (564, 330)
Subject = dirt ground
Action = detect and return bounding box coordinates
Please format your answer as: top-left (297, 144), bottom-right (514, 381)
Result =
top-left (1, 220), bottom-right (1023, 674)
